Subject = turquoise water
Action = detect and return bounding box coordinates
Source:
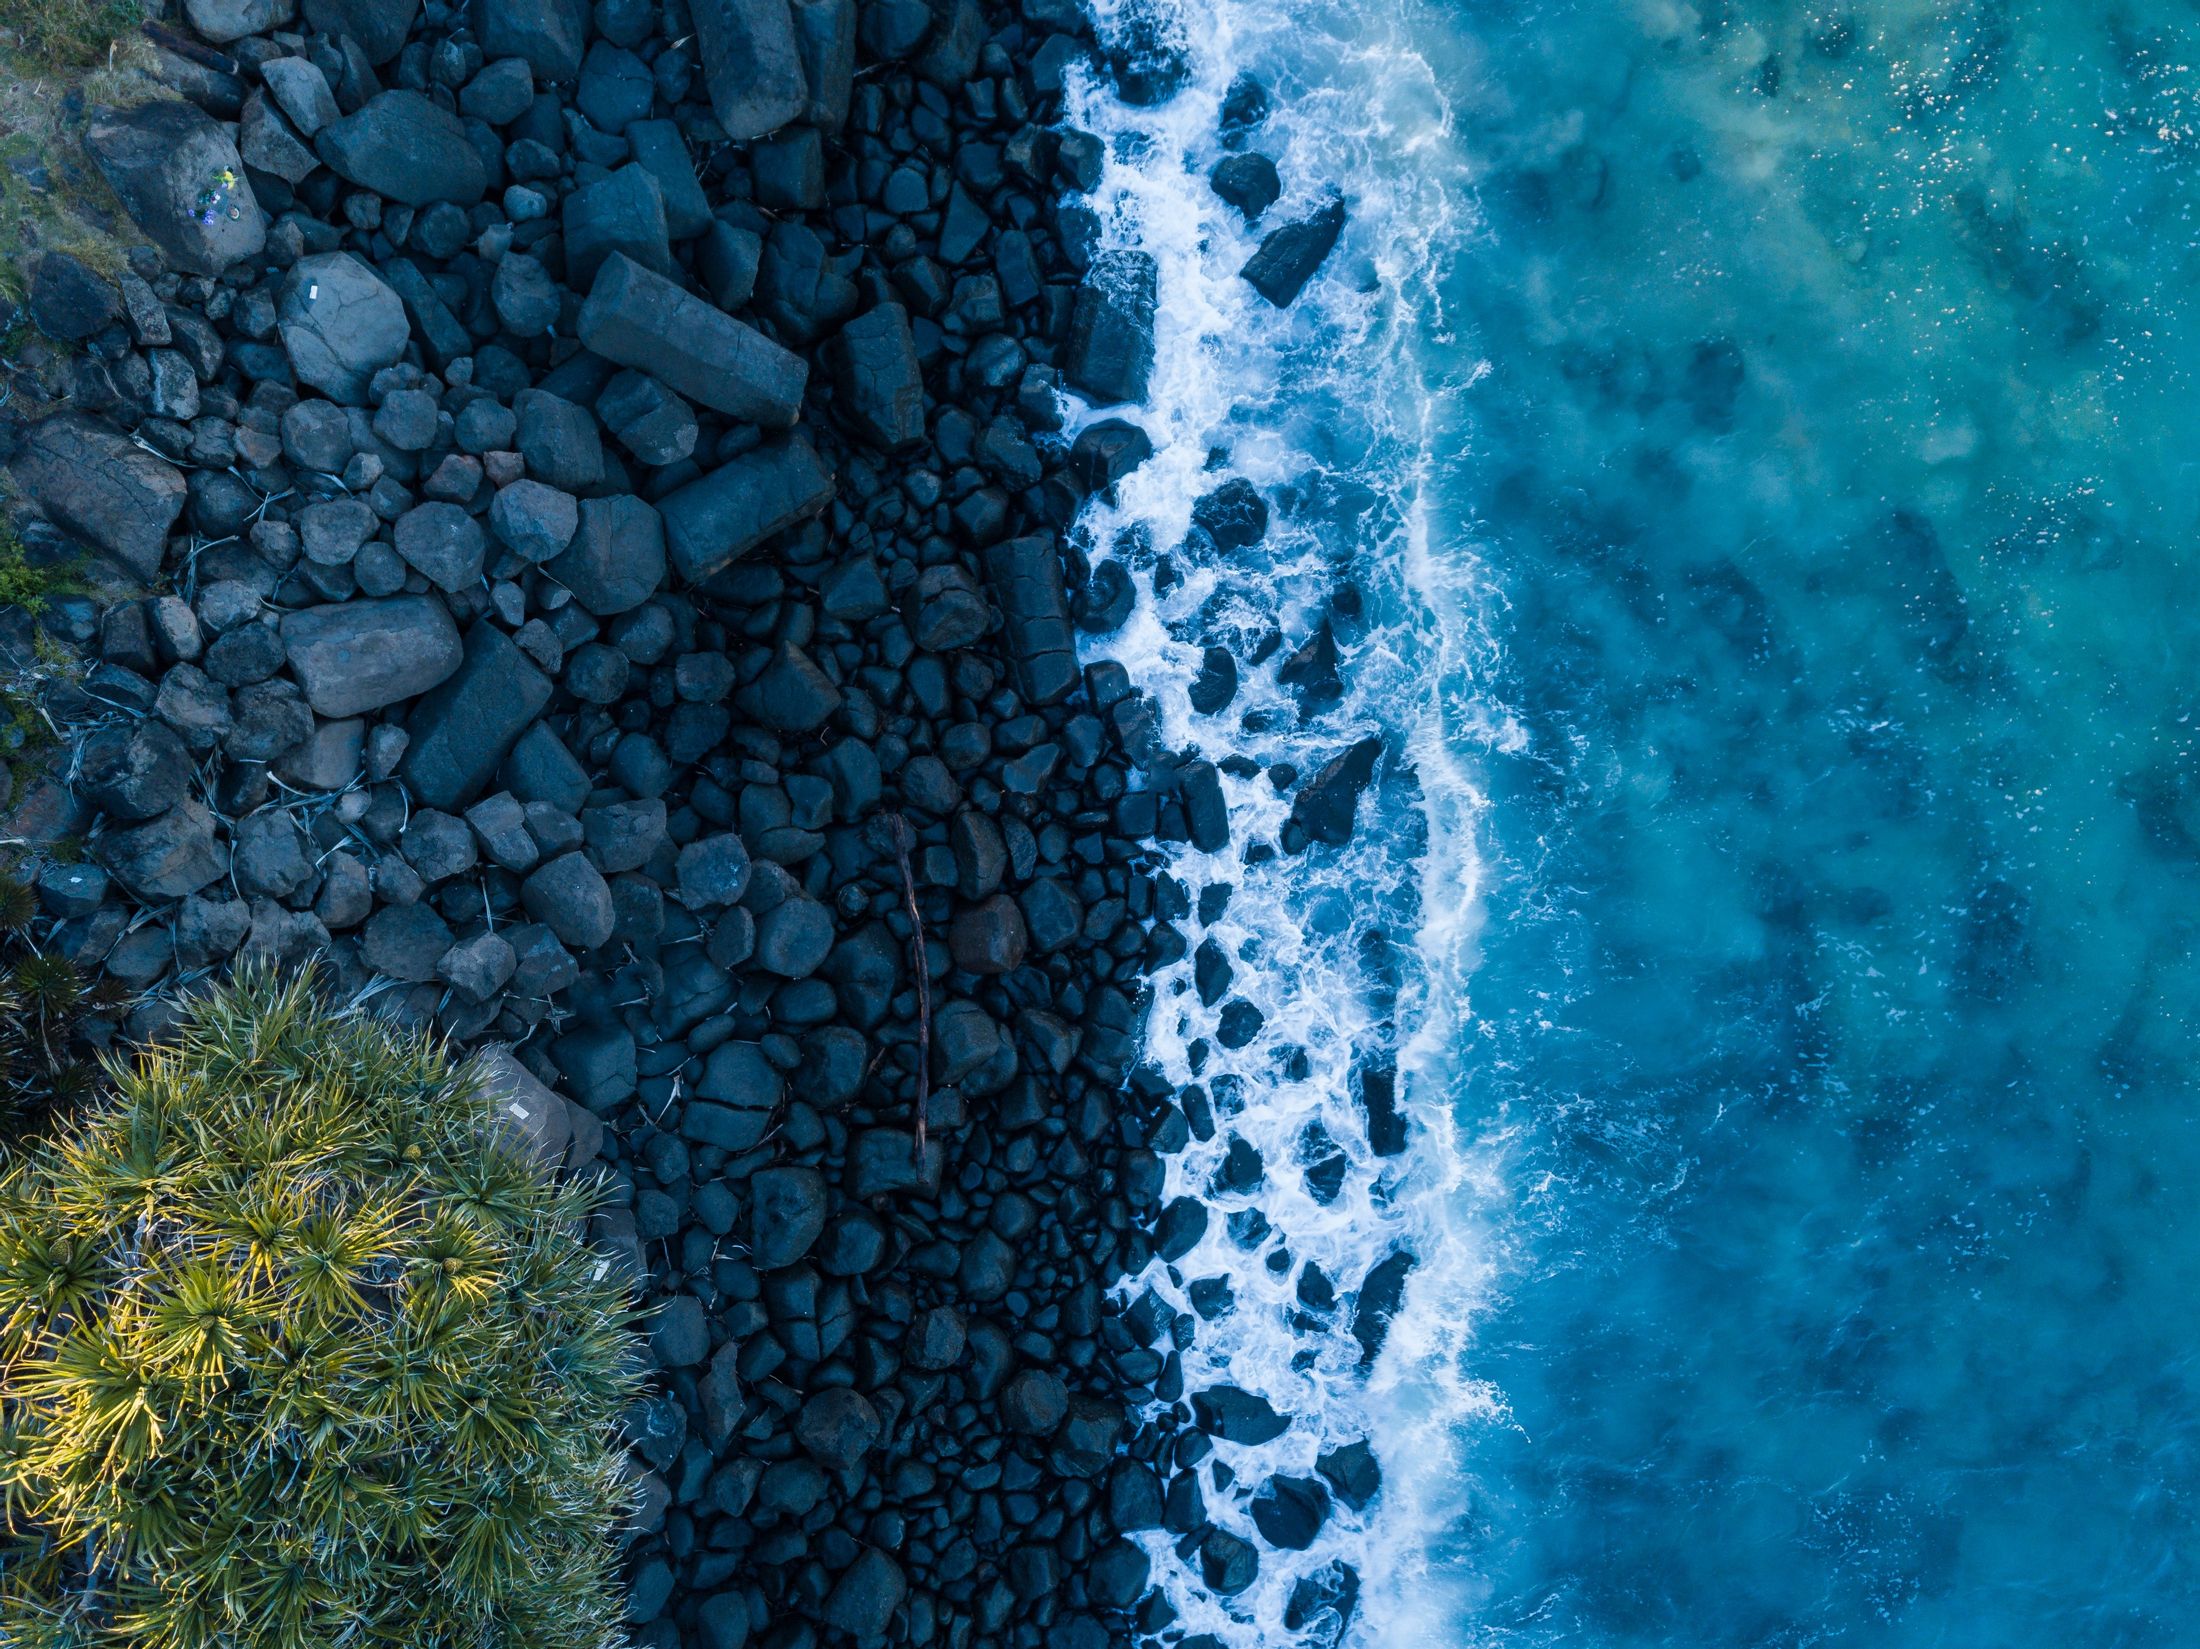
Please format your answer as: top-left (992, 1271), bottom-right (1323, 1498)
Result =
top-left (1440, 1), bottom-right (2200, 1642)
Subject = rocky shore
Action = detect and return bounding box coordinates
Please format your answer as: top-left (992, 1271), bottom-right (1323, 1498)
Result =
top-left (0, 0), bottom-right (1378, 1642)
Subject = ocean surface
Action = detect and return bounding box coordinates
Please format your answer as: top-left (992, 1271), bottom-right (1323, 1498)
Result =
top-left (1068, 1), bottom-right (2200, 1644)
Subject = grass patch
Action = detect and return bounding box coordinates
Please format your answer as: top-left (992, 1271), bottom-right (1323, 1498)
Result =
top-left (0, 29), bottom-right (161, 301)
top-left (0, 0), bottom-right (143, 71)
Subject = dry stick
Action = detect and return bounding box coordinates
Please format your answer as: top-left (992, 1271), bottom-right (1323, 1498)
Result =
top-left (886, 813), bottom-right (930, 1165)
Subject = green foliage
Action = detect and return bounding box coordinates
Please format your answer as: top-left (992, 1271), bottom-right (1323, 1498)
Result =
top-left (0, 527), bottom-right (82, 618)
top-left (0, 861), bottom-right (105, 1147)
top-left (0, 971), bottom-right (642, 1649)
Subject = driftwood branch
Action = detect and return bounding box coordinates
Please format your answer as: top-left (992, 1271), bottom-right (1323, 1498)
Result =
top-left (886, 814), bottom-right (930, 1164)
top-left (140, 21), bottom-right (239, 75)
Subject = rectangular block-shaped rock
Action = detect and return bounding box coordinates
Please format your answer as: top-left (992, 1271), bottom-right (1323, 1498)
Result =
top-left (279, 595), bottom-right (464, 717)
top-left (577, 252), bottom-right (807, 426)
top-left (401, 621), bottom-right (553, 810)
top-left (1066, 250), bottom-right (1157, 405)
top-left (983, 534), bottom-right (1079, 706)
top-left (660, 437), bottom-right (834, 583)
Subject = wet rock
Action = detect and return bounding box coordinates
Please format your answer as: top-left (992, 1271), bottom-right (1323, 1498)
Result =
top-left (1066, 250), bottom-right (1157, 405)
top-left (1251, 1474), bottom-right (1331, 1550)
top-left (691, 0), bottom-right (807, 139)
top-left (1209, 151), bottom-right (1281, 219)
top-left (8, 414), bottom-right (184, 583)
top-left (85, 100), bottom-right (266, 277)
top-left (1285, 1560), bottom-right (1360, 1640)
top-left (750, 1165), bottom-right (827, 1268)
top-left (1188, 646), bottom-right (1238, 714)
top-left (1192, 1384), bottom-right (1291, 1445)
top-left (279, 253), bottom-right (408, 403)
top-left (95, 801), bottom-right (228, 900)
top-left (279, 597), bottom-right (464, 718)
top-left (1200, 1528), bottom-right (1259, 1597)
top-left (1191, 477), bottom-right (1268, 550)
top-left (1351, 1247), bottom-right (1416, 1365)
top-left (1242, 193), bottom-right (1348, 308)
top-left (400, 623), bottom-right (553, 809)
top-left (1153, 1194), bottom-right (1207, 1262)
top-left (1315, 1438), bottom-right (1382, 1511)
top-left (1181, 759), bottom-right (1229, 852)
top-left (577, 252), bottom-right (808, 426)
top-left (316, 90), bottom-right (488, 205)
top-left (1069, 417), bottom-right (1153, 490)
top-left (1289, 735), bottom-right (1381, 847)
top-left (661, 438), bottom-right (835, 583)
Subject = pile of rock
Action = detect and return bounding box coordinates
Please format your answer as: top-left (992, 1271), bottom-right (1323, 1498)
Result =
top-left (0, 0), bottom-right (1369, 1642)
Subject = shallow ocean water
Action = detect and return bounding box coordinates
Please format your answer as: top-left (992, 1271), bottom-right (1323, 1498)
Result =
top-left (1071, 0), bottom-right (2200, 1642)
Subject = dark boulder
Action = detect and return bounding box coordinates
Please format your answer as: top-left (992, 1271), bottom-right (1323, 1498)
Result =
top-left (1190, 477), bottom-right (1268, 550)
top-left (750, 1165), bottom-right (827, 1268)
top-left (795, 1387), bottom-right (879, 1469)
top-left (469, 0), bottom-right (588, 80)
top-left (827, 303), bottom-right (925, 449)
top-left (660, 438), bottom-right (835, 582)
top-left (1250, 1474), bottom-right (1331, 1550)
top-left (691, 0), bottom-right (807, 139)
top-left (1066, 250), bottom-right (1157, 405)
top-left (29, 252), bottom-right (120, 341)
top-left (1315, 1438), bottom-right (1383, 1511)
top-left (1191, 1384), bottom-right (1291, 1445)
top-left (1352, 1247), bottom-right (1417, 1365)
top-left (1210, 151), bottom-right (1281, 219)
top-left (579, 252), bottom-right (808, 426)
top-left (547, 496), bottom-right (666, 616)
top-left (982, 535), bottom-right (1078, 706)
top-left (1290, 735), bottom-right (1382, 847)
top-left (1242, 193), bottom-right (1348, 308)
top-left (400, 623), bottom-right (553, 810)
top-left (316, 91), bottom-right (488, 205)
top-left (1068, 417), bottom-right (1153, 490)
top-left (822, 1548), bottom-right (906, 1640)
top-left (7, 414), bottom-right (183, 583)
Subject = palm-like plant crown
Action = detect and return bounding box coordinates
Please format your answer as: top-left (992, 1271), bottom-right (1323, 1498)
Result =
top-left (0, 971), bottom-right (640, 1649)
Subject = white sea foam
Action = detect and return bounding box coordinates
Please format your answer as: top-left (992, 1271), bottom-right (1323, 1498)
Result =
top-left (1058, 1), bottom-right (1500, 1638)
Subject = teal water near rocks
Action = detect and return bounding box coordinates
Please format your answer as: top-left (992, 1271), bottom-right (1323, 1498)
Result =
top-left (1437, 1), bottom-right (2200, 1642)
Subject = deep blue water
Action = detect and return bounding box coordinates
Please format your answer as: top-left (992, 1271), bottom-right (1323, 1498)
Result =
top-left (1437, 2), bottom-right (2200, 1643)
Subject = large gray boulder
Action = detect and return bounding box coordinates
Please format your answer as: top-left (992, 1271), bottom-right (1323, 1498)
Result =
top-left (279, 597), bottom-right (464, 717)
top-left (7, 414), bottom-right (184, 584)
top-left (85, 100), bottom-right (266, 278)
top-left (182, 0), bottom-right (294, 41)
top-left (278, 253), bottom-right (408, 403)
top-left (691, 0), bottom-right (807, 139)
top-left (660, 438), bottom-right (833, 583)
top-left (316, 91), bottom-right (489, 205)
top-left (401, 623), bottom-right (554, 810)
top-left (576, 252), bottom-right (807, 425)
